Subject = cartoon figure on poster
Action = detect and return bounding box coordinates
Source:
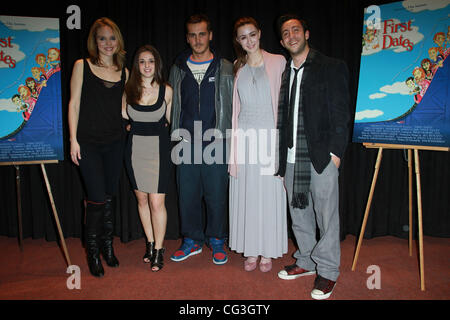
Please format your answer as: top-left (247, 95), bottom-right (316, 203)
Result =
top-left (0, 15), bottom-right (63, 162)
top-left (353, 0), bottom-right (450, 148)
top-left (1, 48), bottom-right (61, 134)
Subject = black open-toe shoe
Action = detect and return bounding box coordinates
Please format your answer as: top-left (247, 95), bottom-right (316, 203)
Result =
top-left (151, 248), bottom-right (165, 272)
top-left (143, 241), bottom-right (155, 263)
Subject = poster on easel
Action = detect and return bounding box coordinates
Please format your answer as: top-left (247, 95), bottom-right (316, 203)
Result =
top-left (0, 15), bottom-right (63, 163)
top-left (352, 0), bottom-right (450, 147)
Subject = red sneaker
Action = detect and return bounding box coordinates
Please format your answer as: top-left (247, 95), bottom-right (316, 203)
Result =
top-left (277, 263), bottom-right (316, 280)
top-left (311, 275), bottom-right (336, 300)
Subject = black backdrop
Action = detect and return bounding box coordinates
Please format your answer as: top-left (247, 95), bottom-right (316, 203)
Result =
top-left (1, 0), bottom-right (449, 243)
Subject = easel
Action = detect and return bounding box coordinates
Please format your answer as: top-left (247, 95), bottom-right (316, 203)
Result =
top-left (1, 160), bottom-right (72, 267)
top-left (351, 143), bottom-right (449, 291)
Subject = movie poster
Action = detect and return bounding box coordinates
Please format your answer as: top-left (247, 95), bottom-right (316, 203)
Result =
top-left (352, 0), bottom-right (450, 147)
top-left (0, 15), bottom-right (63, 163)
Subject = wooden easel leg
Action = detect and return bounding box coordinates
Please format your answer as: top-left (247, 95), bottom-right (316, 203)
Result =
top-left (352, 147), bottom-right (383, 271)
top-left (408, 149), bottom-right (413, 256)
top-left (413, 150), bottom-right (425, 291)
top-left (15, 165), bottom-right (23, 252)
top-left (41, 164), bottom-right (72, 267)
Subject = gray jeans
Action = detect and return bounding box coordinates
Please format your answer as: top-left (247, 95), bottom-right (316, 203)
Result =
top-left (284, 161), bottom-right (340, 281)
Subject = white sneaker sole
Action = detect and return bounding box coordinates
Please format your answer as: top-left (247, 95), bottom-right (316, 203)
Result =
top-left (311, 287), bottom-right (334, 300)
top-left (277, 270), bottom-right (316, 280)
top-left (170, 248), bottom-right (202, 262)
top-left (213, 257), bottom-right (228, 265)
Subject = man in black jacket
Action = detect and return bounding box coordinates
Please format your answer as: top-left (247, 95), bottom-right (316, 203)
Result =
top-left (169, 14), bottom-right (233, 265)
top-left (275, 14), bottom-right (350, 300)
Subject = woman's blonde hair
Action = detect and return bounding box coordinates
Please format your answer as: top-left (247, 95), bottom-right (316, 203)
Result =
top-left (87, 17), bottom-right (126, 70)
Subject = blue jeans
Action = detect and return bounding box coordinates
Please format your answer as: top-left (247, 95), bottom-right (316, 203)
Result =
top-left (284, 161), bottom-right (341, 281)
top-left (176, 140), bottom-right (228, 243)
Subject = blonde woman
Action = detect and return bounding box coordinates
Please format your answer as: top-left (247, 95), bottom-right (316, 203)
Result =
top-left (68, 17), bottom-right (128, 277)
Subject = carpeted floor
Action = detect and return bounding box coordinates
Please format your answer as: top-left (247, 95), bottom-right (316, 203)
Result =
top-left (0, 235), bottom-right (449, 301)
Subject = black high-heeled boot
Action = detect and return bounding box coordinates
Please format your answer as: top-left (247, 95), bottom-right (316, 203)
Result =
top-left (151, 248), bottom-right (165, 272)
top-left (101, 195), bottom-right (119, 267)
top-left (85, 202), bottom-right (105, 277)
top-left (143, 240), bottom-right (155, 263)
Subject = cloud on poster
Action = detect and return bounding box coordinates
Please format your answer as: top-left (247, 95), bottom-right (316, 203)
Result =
top-left (355, 109), bottom-right (384, 120)
top-left (369, 93), bottom-right (387, 99)
top-left (368, 81), bottom-right (410, 101)
top-left (0, 15), bottom-right (58, 32)
top-left (402, 0), bottom-right (449, 13)
top-left (380, 81), bottom-right (411, 95)
top-left (46, 37), bottom-right (60, 44)
top-left (0, 98), bottom-right (19, 112)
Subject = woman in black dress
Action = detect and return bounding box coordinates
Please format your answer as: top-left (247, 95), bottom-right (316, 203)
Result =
top-left (68, 17), bottom-right (128, 277)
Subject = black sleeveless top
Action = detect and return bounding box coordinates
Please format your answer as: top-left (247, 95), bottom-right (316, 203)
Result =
top-left (77, 59), bottom-right (126, 144)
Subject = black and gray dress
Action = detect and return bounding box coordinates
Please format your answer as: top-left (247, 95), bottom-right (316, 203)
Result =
top-left (125, 85), bottom-right (171, 194)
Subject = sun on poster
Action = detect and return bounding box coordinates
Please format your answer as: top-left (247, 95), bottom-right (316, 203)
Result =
top-left (352, 0), bottom-right (450, 147)
top-left (0, 15), bottom-right (63, 162)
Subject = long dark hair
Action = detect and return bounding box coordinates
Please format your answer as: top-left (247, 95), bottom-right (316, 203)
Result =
top-left (232, 16), bottom-right (260, 75)
top-left (125, 44), bottom-right (165, 105)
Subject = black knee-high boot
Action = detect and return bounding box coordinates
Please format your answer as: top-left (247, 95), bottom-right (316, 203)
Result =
top-left (85, 202), bottom-right (105, 277)
top-left (101, 195), bottom-right (119, 267)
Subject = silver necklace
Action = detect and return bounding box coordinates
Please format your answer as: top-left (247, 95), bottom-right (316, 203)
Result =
top-left (249, 64), bottom-right (263, 85)
top-left (250, 66), bottom-right (256, 85)
top-left (247, 55), bottom-right (263, 85)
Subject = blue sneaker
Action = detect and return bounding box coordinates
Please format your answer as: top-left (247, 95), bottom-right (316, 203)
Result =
top-left (170, 238), bottom-right (203, 262)
top-left (209, 238), bottom-right (228, 265)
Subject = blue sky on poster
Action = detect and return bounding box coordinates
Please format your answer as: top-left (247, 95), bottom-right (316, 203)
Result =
top-left (0, 16), bottom-right (59, 136)
top-left (354, 0), bottom-right (449, 122)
